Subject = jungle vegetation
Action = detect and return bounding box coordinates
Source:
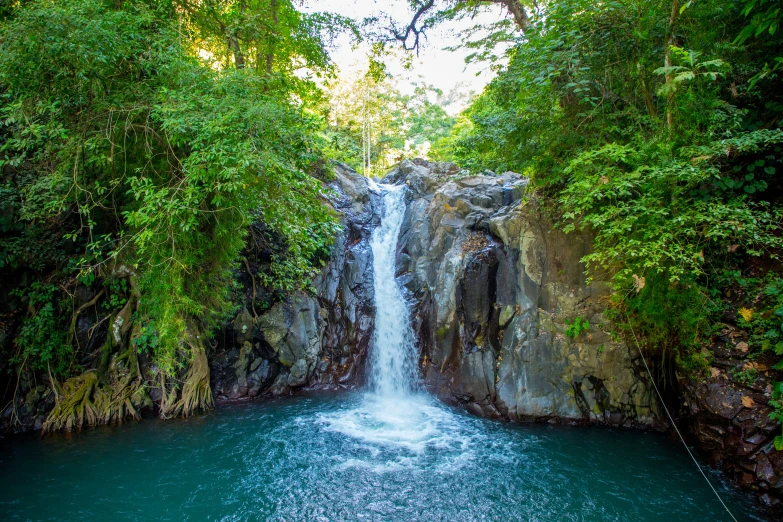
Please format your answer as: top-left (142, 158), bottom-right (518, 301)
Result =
top-left (2, 0), bottom-right (783, 442)
top-left (430, 0), bottom-right (783, 444)
top-left (0, 0), bottom-right (466, 431)
top-left (0, 0), bottom-right (354, 429)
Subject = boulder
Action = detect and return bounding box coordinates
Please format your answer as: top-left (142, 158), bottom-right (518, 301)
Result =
top-left (387, 159), bottom-right (660, 427)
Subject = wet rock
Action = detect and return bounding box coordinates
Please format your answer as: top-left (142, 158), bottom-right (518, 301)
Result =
top-left (387, 159), bottom-right (659, 427)
top-left (209, 163), bottom-right (380, 401)
top-left (684, 363), bottom-right (783, 504)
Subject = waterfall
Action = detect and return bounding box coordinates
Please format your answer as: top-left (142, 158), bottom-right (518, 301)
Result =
top-left (368, 184), bottom-right (416, 397)
top-left (318, 182), bottom-right (470, 461)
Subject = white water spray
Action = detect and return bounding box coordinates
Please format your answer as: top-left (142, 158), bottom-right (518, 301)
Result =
top-left (368, 185), bottom-right (417, 397)
top-left (318, 183), bottom-right (476, 467)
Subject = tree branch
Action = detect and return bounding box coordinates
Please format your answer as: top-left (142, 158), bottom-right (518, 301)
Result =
top-left (391, 0), bottom-right (436, 53)
top-left (490, 0), bottom-right (529, 31)
top-left (391, 0), bottom-right (530, 54)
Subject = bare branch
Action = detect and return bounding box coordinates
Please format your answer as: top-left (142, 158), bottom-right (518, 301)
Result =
top-left (390, 0), bottom-right (436, 54)
top-left (388, 0), bottom-right (530, 54)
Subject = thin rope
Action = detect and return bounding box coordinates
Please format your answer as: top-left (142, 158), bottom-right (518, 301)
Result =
top-left (626, 318), bottom-right (739, 522)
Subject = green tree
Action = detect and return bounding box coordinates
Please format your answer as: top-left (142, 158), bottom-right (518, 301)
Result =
top-left (0, 0), bottom-right (344, 429)
top-left (436, 0), bottom-right (783, 422)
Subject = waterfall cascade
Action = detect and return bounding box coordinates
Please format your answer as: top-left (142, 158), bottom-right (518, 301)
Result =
top-left (318, 183), bottom-right (469, 462)
top-left (368, 185), bottom-right (417, 397)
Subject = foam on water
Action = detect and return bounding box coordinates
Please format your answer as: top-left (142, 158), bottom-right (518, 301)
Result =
top-left (320, 394), bottom-right (471, 450)
top-left (318, 393), bottom-right (482, 473)
top-left (318, 183), bottom-right (479, 471)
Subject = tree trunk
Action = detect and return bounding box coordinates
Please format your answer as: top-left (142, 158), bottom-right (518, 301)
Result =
top-left (664, 0), bottom-right (680, 130)
top-left (229, 36), bottom-right (245, 69)
top-left (265, 0), bottom-right (279, 75)
top-left (638, 62), bottom-right (658, 119)
top-left (491, 0), bottom-right (530, 31)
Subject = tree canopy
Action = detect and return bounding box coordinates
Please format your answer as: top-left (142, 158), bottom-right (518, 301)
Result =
top-left (0, 0), bottom-right (353, 422)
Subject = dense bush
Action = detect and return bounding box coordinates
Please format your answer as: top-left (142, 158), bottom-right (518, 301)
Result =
top-left (0, 0), bottom-right (345, 421)
top-left (435, 0), bottom-right (783, 439)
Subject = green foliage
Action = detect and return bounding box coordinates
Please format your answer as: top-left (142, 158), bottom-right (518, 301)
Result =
top-left (0, 180), bottom-right (69, 270)
top-left (0, 0), bottom-right (344, 378)
top-left (737, 0), bottom-right (783, 45)
top-left (733, 367), bottom-right (759, 385)
top-left (770, 380), bottom-right (783, 449)
top-left (559, 132), bottom-right (783, 286)
top-left (620, 273), bottom-right (715, 364)
top-left (132, 321), bottom-right (160, 356)
top-left (735, 0), bottom-right (783, 88)
top-left (103, 279), bottom-right (129, 312)
top-left (726, 272), bottom-right (783, 357)
top-left (564, 316), bottom-right (590, 339)
top-left (654, 46), bottom-right (729, 96)
top-left (10, 283), bottom-right (73, 376)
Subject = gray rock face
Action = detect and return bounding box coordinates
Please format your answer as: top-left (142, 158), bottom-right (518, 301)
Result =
top-left (683, 346), bottom-right (783, 505)
top-left (210, 164), bottom-right (379, 400)
top-left (388, 159), bottom-right (660, 426)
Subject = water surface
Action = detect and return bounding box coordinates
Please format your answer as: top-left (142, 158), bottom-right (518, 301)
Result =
top-left (0, 391), bottom-right (765, 521)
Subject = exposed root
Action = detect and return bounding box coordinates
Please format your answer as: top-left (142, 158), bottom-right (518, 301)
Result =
top-left (44, 316), bottom-right (213, 431)
top-left (162, 329), bottom-right (213, 418)
top-left (42, 345), bottom-right (151, 433)
top-left (67, 289), bottom-right (105, 348)
top-left (43, 371), bottom-right (102, 432)
top-left (242, 257), bottom-right (258, 319)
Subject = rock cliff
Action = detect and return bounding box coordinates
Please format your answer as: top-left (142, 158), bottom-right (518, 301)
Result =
top-left (208, 163), bottom-right (381, 400)
top-left (387, 159), bottom-right (660, 426)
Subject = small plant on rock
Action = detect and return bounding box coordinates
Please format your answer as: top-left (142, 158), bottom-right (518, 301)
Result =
top-left (565, 316), bottom-right (590, 339)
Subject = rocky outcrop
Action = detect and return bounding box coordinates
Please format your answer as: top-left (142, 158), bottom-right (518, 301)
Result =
top-left (684, 339), bottom-right (783, 505)
top-left (0, 163), bottom-right (379, 433)
top-left (210, 163), bottom-right (379, 400)
top-left (387, 159), bottom-right (660, 426)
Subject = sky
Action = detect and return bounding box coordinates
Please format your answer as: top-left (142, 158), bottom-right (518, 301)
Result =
top-left (303, 0), bottom-right (510, 114)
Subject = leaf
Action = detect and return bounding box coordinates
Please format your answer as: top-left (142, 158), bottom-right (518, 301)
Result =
top-left (775, 435), bottom-right (783, 451)
top-left (736, 341), bottom-right (750, 352)
top-left (739, 307), bottom-right (754, 322)
top-left (741, 396), bottom-right (756, 408)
